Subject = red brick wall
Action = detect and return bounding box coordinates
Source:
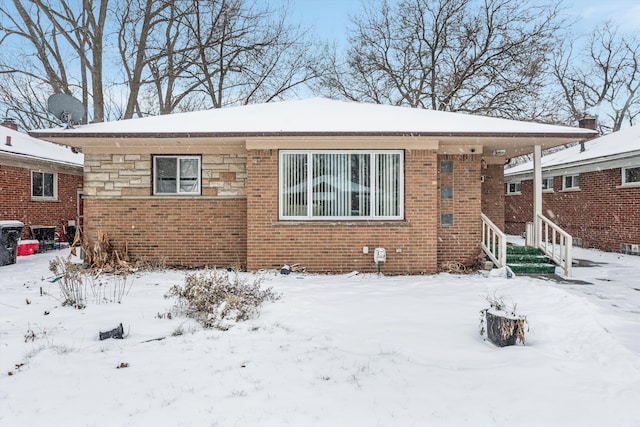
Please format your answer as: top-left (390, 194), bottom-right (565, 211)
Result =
top-left (0, 163), bottom-right (82, 240)
top-left (505, 169), bottom-right (640, 251)
top-left (481, 164), bottom-right (505, 230)
top-left (84, 198), bottom-right (247, 267)
top-left (246, 149), bottom-right (440, 274)
top-left (438, 155), bottom-right (483, 268)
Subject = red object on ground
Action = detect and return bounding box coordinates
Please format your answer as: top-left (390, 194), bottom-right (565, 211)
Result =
top-left (17, 240), bottom-right (39, 256)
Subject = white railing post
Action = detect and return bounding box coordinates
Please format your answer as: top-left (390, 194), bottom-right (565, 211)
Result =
top-left (481, 213), bottom-right (507, 268)
top-left (535, 213), bottom-right (573, 277)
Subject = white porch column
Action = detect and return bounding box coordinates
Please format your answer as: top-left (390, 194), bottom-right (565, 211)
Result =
top-left (533, 145), bottom-right (542, 247)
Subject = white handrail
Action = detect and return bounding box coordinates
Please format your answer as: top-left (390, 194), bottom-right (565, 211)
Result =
top-left (481, 213), bottom-right (507, 268)
top-left (535, 214), bottom-right (573, 276)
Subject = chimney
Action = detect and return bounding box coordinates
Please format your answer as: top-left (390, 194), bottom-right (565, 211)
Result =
top-left (5, 135), bottom-right (11, 146)
top-left (578, 115), bottom-right (597, 152)
top-left (1, 117), bottom-right (18, 131)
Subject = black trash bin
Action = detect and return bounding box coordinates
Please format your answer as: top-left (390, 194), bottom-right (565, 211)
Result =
top-left (0, 221), bottom-right (24, 266)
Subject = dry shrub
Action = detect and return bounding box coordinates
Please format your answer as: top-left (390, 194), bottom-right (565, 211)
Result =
top-left (49, 257), bottom-right (133, 309)
top-left (166, 269), bottom-right (280, 330)
top-left (71, 228), bottom-right (131, 273)
top-left (49, 257), bottom-right (87, 309)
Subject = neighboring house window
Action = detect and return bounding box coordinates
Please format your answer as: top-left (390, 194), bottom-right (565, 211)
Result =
top-left (542, 177), bottom-right (554, 191)
top-left (153, 155), bottom-right (201, 195)
top-left (32, 171), bottom-right (56, 199)
top-left (279, 150), bottom-right (403, 219)
top-left (506, 182), bottom-right (521, 194)
top-left (622, 166), bottom-right (640, 185)
top-left (563, 174), bottom-right (580, 190)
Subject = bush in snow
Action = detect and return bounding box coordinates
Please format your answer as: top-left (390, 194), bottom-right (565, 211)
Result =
top-left (49, 257), bottom-right (87, 309)
top-left (48, 257), bottom-right (133, 309)
top-left (165, 269), bottom-right (280, 330)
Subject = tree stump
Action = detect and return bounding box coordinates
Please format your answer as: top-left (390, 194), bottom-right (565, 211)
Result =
top-left (485, 311), bottom-right (526, 347)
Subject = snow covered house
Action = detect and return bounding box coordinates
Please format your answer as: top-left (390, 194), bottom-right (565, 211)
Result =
top-left (1, 119), bottom-right (84, 245)
top-left (504, 125), bottom-right (640, 255)
top-left (30, 98), bottom-right (595, 273)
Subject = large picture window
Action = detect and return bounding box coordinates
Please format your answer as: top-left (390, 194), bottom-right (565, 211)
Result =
top-left (279, 150), bottom-right (403, 220)
top-left (153, 155), bottom-right (201, 195)
top-left (32, 171), bottom-right (56, 199)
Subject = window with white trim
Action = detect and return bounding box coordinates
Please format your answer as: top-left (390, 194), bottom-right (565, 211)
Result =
top-left (622, 166), bottom-right (640, 185)
top-left (32, 170), bottom-right (56, 199)
top-left (563, 174), bottom-right (580, 190)
top-left (506, 182), bottom-right (521, 194)
top-left (279, 150), bottom-right (403, 219)
top-left (542, 177), bottom-right (554, 191)
top-left (153, 155), bottom-right (201, 195)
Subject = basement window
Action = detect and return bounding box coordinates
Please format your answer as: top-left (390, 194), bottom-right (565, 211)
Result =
top-left (279, 150), bottom-right (403, 220)
top-left (506, 181), bottom-right (521, 195)
top-left (32, 170), bottom-right (57, 199)
top-left (622, 166), bottom-right (640, 186)
top-left (153, 155), bottom-right (201, 195)
top-left (562, 174), bottom-right (580, 190)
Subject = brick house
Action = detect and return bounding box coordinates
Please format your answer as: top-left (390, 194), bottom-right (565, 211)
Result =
top-left (1, 119), bottom-right (84, 245)
top-left (31, 98), bottom-right (595, 273)
top-left (505, 124), bottom-right (640, 254)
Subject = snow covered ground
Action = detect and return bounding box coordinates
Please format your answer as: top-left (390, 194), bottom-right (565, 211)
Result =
top-left (1, 240), bottom-right (640, 426)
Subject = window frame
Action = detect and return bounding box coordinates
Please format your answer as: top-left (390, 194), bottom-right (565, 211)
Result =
top-left (562, 174), bottom-right (580, 190)
top-left (622, 165), bottom-right (640, 186)
top-left (31, 170), bottom-right (57, 200)
top-left (278, 149), bottom-right (404, 221)
top-left (506, 181), bottom-right (521, 195)
top-left (152, 155), bottom-right (202, 196)
top-left (541, 177), bottom-right (554, 192)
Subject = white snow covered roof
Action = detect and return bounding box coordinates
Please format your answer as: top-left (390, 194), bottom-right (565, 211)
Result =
top-left (1, 125), bottom-right (83, 167)
top-left (505, 125), bottom-right (640, 177)
top-left (31, 98), bottom-right (594, 137)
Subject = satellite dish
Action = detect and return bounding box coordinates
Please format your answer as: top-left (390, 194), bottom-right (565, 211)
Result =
top-left (47, 93), bottom-right (86, 127)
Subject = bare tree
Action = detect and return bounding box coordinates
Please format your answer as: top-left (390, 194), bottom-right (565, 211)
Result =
top-left (553, 21), bottom-right (640, 133)
top-left (1, 0), bottom-right (321, 125)
top-left (319, 0), bottom-right (564, 120)
top-left (115, 0), bottom-right (171, 119)
top-left (0, 0), bottom-right (108, 123)
top-left (157, 0), bottom-right (320, 111)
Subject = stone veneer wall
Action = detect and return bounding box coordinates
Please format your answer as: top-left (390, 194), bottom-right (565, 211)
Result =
top-left (83, 153), bottom-right (246, 198)
top-left (82, 152), bottom-right (247, 267)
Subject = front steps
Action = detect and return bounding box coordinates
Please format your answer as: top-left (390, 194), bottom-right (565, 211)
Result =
top-left (506, 245), bottom-right (557, 274)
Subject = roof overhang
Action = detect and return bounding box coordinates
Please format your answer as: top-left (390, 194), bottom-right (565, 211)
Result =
top-left (29, 130), bottom-right (593, 158)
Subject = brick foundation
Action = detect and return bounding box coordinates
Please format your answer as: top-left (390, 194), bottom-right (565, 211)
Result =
top-left (84, 197), bottom-right (247, 267)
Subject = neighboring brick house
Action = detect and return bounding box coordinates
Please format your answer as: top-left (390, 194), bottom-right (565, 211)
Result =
top-left (505, 125), bottom-right (640, 254)
top-left (0, 120), bottom-right (84, 244)
top-left (31, 98), bottom-right (594, 273)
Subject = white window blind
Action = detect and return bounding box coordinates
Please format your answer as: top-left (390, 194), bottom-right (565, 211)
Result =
top-left (280, 151), bottom-right (403, 220)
